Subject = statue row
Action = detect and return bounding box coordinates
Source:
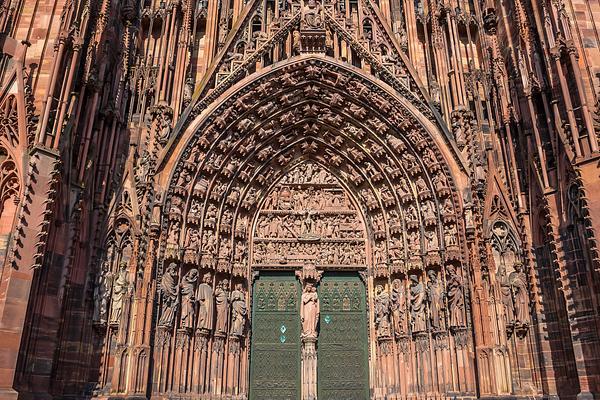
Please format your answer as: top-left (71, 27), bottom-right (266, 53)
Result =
top-left (374, 266), bottom-right (466, 337)
top-left (157, 263), bottom-right (247, 338)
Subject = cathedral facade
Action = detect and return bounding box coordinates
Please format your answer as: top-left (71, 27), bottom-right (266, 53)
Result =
top-left (0, 0), bottom-right (599, 398)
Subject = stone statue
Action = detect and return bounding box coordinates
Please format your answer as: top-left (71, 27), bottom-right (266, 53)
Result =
top-left (509, 262), bottom-right (530, 325)
top-left (93, 261), bottom-right (112, 324)
top-left (197, 273), bottom-right (215, 331)
top-left (426, 269), bottom-right (445, 331)
top-left (303, 0), bottom-right (323, 28)
top-left (158, 263), bottom-right (179, 327)
top-left (180, 269), bottom-right (198, 329)
top-left (301, 282), bottom-right (319, 338)
top-left (391, 278), bottom-right (408, 336)
top-left (157, 106), bottom-right (173, 145)
top-left (110, 262), bottom-right (129, 324)
top-left (425, 229), bottom-right (439, 252)
top-left (498, 264), bottom-right (515, 325)
top-left (410, 274), bottom-right (427, 333)
top-left (215, 279), bottom-right (230, 334)
top-left (375, 285), bottom-right (392, 337)
top-left (230, 283), bottom-right (247, 337)
top-left (444, 224), bottom-right (458, 247)
top-left (446, 264), bottom-right (466, 328)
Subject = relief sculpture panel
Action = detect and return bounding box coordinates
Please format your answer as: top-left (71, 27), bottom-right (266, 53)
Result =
top-left (252, 162), bottom-right (367, 270)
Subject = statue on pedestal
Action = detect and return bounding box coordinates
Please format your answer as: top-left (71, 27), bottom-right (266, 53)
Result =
top-left (301, 282), bottom-right (319, 338)
top-left (391, 278), bottom-right (408, 337)
top-left (158, 263), bottom-right (179, 327)
top-left (110, 262), bottom-right (129, 324)
top-left (197, 272), bottom-right (215, 332)
top-left (427, 269), bottom-right (446, 331)
top-left (446, 264), bottom-right (466, 328)
top-left (215, 279), bottom-right (230, 334)
top-left (180, 269), bottom-right (198, 329)
top-left (375, 285), bottom-right (392, 337)
top-left (509, 262), bottom-right (530, 326)
top-left (230, 283), bottom-right (247, 337)
top-left (410, 274), bottom-right (427, 333)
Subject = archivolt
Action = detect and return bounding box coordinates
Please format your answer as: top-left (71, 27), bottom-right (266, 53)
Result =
top-left (158, 57), bottom-right (470, 278)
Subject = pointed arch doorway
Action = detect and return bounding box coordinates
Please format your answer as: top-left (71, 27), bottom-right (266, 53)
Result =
top-left (157, 56), bottom-right (473, 400)
top-left (248, 161), bottom-right (370, 400)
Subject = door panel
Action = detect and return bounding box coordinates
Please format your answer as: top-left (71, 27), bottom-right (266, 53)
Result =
top-left (317, 273), bottom-right (370, 400)
top-left (249, 273), bottom-right (301, 400)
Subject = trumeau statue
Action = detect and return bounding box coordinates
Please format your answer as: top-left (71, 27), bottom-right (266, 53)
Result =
top-left (446, 264), bottom-right (466, 328)
top-left (375, 285), bottom-right (392, 337)
top-left (180, 269), bottom-right (199, 329)
top-left (158, 263), bottom-right (179, 327)
top-left (301, 282), bottom-right (319, 338)
top-left (230, 283), bottom-right (247, 337)
top-left (110, 261), bottom-right (129, 324)
top-left (197, 273), bottom-right (215, 332)
top-left (410, 274), bottom-right (427, 333)
top-left (391, 278), bottom-right (408, 336)
top-left (426, 269), bottom-right (446, 331)
top-left (215, 279), bottom-right (230, 334)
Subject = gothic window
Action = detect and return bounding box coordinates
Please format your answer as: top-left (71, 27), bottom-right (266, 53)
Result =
top-left (489, 220), bottom-right (521, 278)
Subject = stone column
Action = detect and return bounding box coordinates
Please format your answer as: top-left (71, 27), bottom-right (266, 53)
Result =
top-left (192, 329), bottom-right (210, 394)
top-left (301, 336), bottom-right (318, 400)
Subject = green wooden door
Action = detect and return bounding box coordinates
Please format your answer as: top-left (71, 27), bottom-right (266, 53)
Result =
top-left (317, 273), bottom-right (370, 400)
top-left (249, 273), bottom-right (301, 400)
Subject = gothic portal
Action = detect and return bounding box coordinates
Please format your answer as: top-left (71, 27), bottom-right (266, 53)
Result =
top-left (2, 0), bottom-right (600, 398)
top-left (142, 56), bottom-right (481, 398)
